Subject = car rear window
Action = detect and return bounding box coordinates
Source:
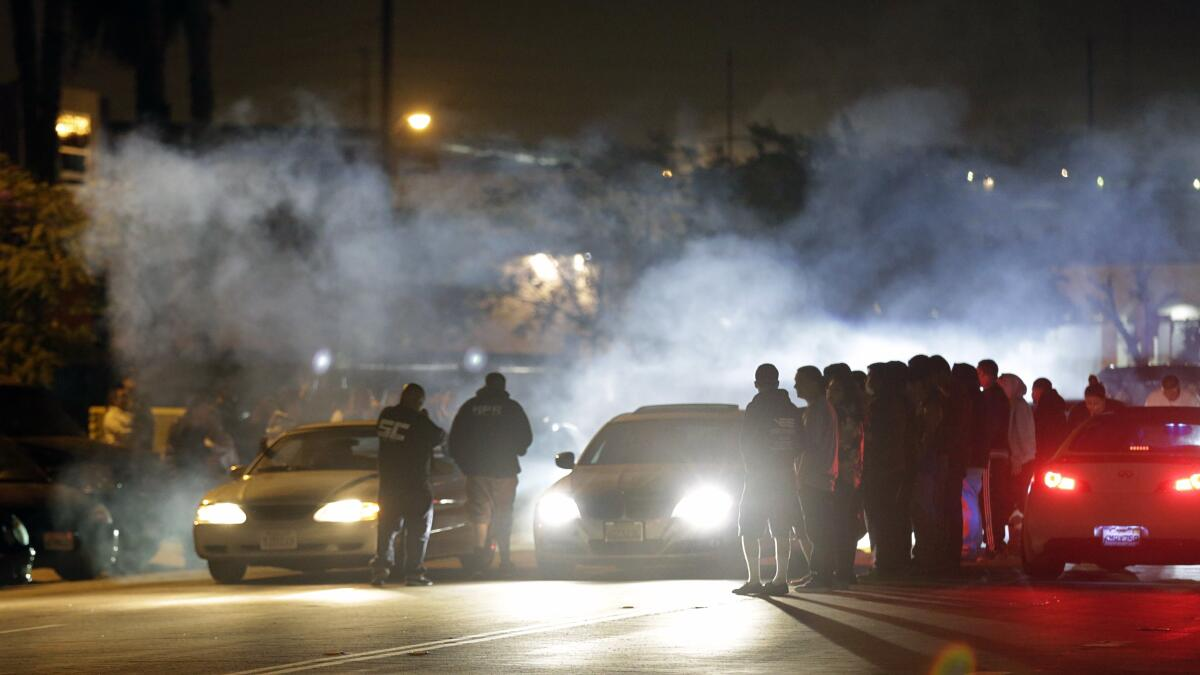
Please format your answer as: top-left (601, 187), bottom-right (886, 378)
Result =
top-left (1068, 420), bottom-right (1200, 455)
top-left (580, 419), bottom-right (738, 465)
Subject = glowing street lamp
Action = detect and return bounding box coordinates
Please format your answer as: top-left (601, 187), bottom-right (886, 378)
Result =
top-left (1096, 176), bottom-right (1105, 188)
top-left (405, 111), bottom-right (432, 132)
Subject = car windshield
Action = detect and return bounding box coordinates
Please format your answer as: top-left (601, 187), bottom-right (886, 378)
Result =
top-left (579, 419), bottom-right (738, 465)
top-left (253, 429), bottom-right (379, 473)
top-left (0, 387), bottom-right (84, 437)
top-left (1069, 419), bottom-right (1200, 455)
top-left (0, 444), bottom-right (46, 482)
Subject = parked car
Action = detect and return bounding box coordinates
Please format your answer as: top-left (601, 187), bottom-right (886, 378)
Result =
top-left (0, 512), bottom-right (35, 585)
top-left (534, 404), bottom-right (745, 577)
top-left (0, 439), bottom-right (119, 580)
top-left (1023, 407), bottom-right (1200, 579)
top-left (0, 385), bottom-right (167, 572)
top-left (193, 421), bottom-right (475, 584)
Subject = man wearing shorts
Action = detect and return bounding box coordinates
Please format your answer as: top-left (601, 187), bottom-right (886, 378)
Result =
top-left (733, 363), bottom-right (800, 596)
top-left (449, 372), bottom-right (533, 574)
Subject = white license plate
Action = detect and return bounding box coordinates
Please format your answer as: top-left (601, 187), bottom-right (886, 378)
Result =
top-left (43, 531), bottom-right (75, 551)
top-left (604, 521), bottom-right (644, 543)
top-left (1099, 526), bottom-right (1142, 547)
top-left (259, 531), bottom-right (298, 551)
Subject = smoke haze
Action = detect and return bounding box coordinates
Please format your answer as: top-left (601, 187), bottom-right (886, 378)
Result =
top-left (79, 91), bottom-right (1200, 541)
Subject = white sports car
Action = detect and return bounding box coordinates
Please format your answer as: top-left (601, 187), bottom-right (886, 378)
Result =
top-left (1022, 407), bottom-right (1200, 579)
top-left (193, 422), bottom-right (475, 583)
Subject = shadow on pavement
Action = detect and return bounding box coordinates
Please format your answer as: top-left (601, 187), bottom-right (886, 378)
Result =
top-left (761, 596), bottom-right (930, 672)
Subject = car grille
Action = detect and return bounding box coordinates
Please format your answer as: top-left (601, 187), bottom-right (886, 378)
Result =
top-left (577, 492), bottom-right (674, 520)
top-left (243, 504), bottom-right (316, 522)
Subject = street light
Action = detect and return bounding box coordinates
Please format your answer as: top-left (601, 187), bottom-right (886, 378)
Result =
top-left (405, 112), bottom-right (432, 132)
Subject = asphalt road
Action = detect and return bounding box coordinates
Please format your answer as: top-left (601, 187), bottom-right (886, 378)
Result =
top-left (3, 550), bottom-right (1199, 674)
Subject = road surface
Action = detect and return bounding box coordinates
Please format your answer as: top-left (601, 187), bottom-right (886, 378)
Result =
top-left (3, 550), bottom-right (1199, 674)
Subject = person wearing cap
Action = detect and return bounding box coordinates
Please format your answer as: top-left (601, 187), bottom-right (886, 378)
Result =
top-left (371, 382), bottom-right (446, 587)
top-left (449, 372), bottom-right (533, 575)
top-left (1145, 375), bottom-right (1200, 407)
top-left (732, 364), bottom-right (800, 596)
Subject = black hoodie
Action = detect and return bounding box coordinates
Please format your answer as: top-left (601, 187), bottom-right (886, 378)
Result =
top-left (739, 388), bottom-right (799, 479)
top-left (448, 387), bottom-right (533, 477)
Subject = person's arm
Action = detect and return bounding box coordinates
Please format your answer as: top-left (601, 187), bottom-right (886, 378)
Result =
top-left (510, 402), bottom-right (533, 456)
top-left (447, 406), bottom-right (468, 462)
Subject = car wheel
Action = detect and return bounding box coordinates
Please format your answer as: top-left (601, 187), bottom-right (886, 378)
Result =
top-left (114, 530), bottom-right (160, 574)
top-left (536, 555), bottom-right (575, 580)
top-left (208, 560), bottom-right (247, 584)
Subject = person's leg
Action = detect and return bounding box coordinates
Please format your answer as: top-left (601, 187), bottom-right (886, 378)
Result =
top-left (735, 484), bottom-right (766, 592)
top-left (988, 457), bottom-right (1011, 553)
top-left (741, 537), bottom-right (761, 584)
top-left (401, 492), bottom-right (434, 580)
top-left (837, 487), bottom-right (862, 582)
top-left (465, 476), bottom-right (493, 570)
top-left (910, 457), bottom-right (937, 570)
top-left (942, 461), bottom-right (965, 569)
top-left (370, 497), bottom-right (401, 583)
top-left (493, 476), bottom-right (518, 566)
top-left (799, 490), bottom-right (834, 586)
top-left (962, 467), bottom-right (984, 559)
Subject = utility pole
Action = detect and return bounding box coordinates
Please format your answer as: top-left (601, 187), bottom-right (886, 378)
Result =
top-left (380, 0), bottom-right (393, 172)
top-left (1085, 35), bottom-right (1095, 130)
top-left (725, 48), bottom-right (734, 163)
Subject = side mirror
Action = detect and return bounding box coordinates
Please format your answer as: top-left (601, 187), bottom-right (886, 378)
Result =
top-left (554, 452), bottom-right (576, 470)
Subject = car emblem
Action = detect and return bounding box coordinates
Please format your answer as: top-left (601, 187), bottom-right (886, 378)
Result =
top-left (1117, 470), bottom-right (1134, 478)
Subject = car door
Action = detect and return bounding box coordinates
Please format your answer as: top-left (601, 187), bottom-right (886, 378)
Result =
top-left (427, 454), bottom-right (473, 558)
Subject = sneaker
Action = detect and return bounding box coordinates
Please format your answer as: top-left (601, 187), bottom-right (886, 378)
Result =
top-left (369, 572), bottom-right (388, 587)
top-left (405, 574), bottom-right (434, 586)
top-left (498, 559), bottom-right (517, 575)
top-left (732, 581), bottom-right (763, 596)
top-left (760, 581), bottom-right (790, 596)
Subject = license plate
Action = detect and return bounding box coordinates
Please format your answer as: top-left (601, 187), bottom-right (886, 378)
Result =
top-left (43, 531), bottom-right (75, 551)
top-left (604, 521), bottom-right (644, 543)
top-left (1098, 526), bottom-right (1142, 547)
top-left (259, 531), bottom-right (298, 551)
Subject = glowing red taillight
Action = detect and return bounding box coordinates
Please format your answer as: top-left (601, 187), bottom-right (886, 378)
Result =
top-left (1043, 471), bottom-right (1077, 491)
top-left (1173, 473), bottom-right (1200, 492)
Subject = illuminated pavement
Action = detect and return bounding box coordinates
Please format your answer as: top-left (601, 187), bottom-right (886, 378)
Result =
top-left (3, 553), bottom-right (1199, 674)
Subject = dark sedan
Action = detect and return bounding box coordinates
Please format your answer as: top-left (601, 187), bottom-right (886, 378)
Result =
top-left (0, 439), bottom-right (119, 580)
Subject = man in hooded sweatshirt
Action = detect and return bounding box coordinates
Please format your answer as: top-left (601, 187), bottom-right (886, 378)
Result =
top-left (862, 362), bottom-right (911, 579)
top-left (449, 372), bottom-right (533, 573)
top-left (1031, 378), bottom-right (1068, 464)
top-left (733, 364), bottom-right (799, 596)
top-left (998, 373), bottom-right (1037, 541)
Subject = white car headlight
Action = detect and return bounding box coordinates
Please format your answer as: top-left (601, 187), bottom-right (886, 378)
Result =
top-left (313, 499), bottom-right (380, 523)
top-left (195, 501), bottom-right (247, 525)
top-left (537, 493), bottom-right (581, 527)
top-left (672, 486), bottom-right (733, 528)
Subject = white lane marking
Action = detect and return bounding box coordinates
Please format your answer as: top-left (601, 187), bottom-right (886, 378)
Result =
top-left (227, 602), bottom-right (731, 675)
top-left (0, 624), bottom-right (66, 635)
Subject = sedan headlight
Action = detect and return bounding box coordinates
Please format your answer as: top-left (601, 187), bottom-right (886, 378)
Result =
top-left (537, 493), bottom-right (581, 526)
top-left (672, 486), bottom-right (733, 529)
top-left (195, 501), bottom-right (247, 525)
top-left (313, 499), bottom-right (380, 523)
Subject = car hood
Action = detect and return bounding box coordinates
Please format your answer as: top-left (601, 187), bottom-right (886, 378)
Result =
top-left (203, 470), bottom-right (378, 506)
top-left (554, 463), bottom-right (737, 499)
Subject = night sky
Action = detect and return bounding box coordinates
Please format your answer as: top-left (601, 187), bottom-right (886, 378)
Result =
top-left (4, 0), bottom-right (1200, 144)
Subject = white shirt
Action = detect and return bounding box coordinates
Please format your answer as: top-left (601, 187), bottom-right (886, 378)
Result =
top-left (1145, 388), bottom-right (1200, 407)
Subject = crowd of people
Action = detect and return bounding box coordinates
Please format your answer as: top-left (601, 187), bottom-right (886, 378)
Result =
top-left (735, 359), bottom-right (1199, 596)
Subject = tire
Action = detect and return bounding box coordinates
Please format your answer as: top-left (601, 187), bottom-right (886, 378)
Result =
top-left (114, 531), bottom-right (159, 574)
top-left (208, 560), bottom-right (247, 584)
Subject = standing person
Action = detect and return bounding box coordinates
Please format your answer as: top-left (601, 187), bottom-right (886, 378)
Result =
top-left (948, 363), bottom-right (982, 566)
top-left (1145, 375), bottom-right (1200, 407)
top-left (976, 359), bottom-right (1011, 557)
top-left (1067, 377), bottom-right (1125, 431)
top-left (862, 362), bottom-right (911, 579)
top-left (792, 366), bottom-right (839, 591)
top-left (732, 364), bottom-right (799, 596)
top-left (449, 372), bottom-right (533, 575)
top-left (828, 373), bottom-right (865, 589)
top-left (371, 383), bottom-right (445, 587)
top-left (100, 384), bottom-right (134, 447)
top-left (998, 374), bottom-right (1037, 546)
top-left (1031, 378), bottom-right (1068, 464)
top-left (910, 357), bottom-right (951, 575)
